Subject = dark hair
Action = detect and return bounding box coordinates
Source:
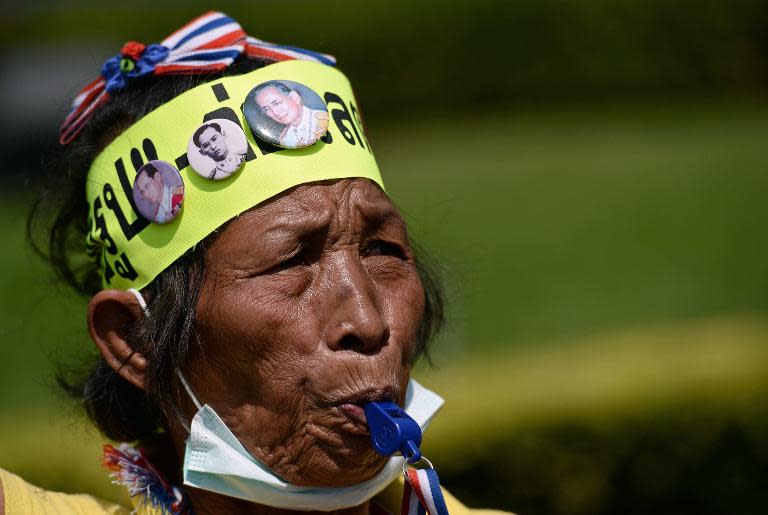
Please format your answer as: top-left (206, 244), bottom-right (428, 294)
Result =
top-left (192, 122), bottom-right (222, 147)
top-left (138, 161), bottom-right (158, 179)
top-left (27, 56), bottom-right (444, 458)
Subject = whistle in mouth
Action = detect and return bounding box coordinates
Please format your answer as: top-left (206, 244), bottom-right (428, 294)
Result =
top-left (364, 400), bottom-right (422, 463)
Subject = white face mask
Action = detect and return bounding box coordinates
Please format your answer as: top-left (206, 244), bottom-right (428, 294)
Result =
top-left (127, 288), bottom-right (444, 511)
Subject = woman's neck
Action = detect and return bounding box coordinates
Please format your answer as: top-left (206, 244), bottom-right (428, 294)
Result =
top-left (186, 488), bottom-right (371, 515)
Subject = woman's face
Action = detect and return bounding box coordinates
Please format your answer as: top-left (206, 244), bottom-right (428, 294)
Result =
top-left (184, 178), bottom-right (425, 487)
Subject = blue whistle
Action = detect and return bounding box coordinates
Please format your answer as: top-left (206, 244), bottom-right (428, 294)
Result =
top-left (364, 401), bottom-right (422, 463)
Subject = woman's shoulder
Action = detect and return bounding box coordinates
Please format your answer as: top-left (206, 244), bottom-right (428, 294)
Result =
top-left (1, 466), bottom-right (513, 515)
top-left (0, 467), bottom-right (130, 515)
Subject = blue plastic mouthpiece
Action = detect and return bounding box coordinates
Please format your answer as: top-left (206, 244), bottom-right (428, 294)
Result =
top-left (364, 400), bottom-right (422, 463)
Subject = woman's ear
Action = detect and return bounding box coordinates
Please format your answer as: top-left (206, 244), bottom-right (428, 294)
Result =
top-left (87, 289), bottom-right (148, 391)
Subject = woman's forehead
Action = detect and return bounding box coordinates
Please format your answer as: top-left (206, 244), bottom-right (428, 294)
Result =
top-left (216, 178), bottom-right (401, 239)
top-left (206, 179), bottom-right (403, 262)
top-left (254, 179), bottom-right (394, 221)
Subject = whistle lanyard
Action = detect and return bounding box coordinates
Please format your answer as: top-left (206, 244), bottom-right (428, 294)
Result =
top-left (401, 464), bottom-right (450, 515)
top-left (364, 401), bottom-right (451, 515)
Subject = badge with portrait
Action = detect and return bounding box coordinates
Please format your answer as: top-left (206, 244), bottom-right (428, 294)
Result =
top-left (242, 80), bottom-right (330, 149)
top-left (187, 119), bottom-right (249, 180)
top-left (132, 160), bottom-right (185, 224)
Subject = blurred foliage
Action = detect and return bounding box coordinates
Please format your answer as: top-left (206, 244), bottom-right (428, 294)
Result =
top-left (2, 0), bottom-right (768, 119)
top-left (2, 2), bottom-right (768, 513)
top-left (414, 315), bottom-right (768, 514)
top-left (441, 395), bottom-right (768, 515)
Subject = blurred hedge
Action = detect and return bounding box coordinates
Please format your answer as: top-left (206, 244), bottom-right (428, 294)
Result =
top-left (415, 315), bottom-right (768, 515)
top-left (441, 403), bottom-right (768, 515)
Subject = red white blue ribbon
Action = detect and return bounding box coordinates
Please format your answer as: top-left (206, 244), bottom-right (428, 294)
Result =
top-left (60, 11), bottom-right (337, 145)
top-left (401, 468), bottom-right (450, 515)
top-left (245, 36), bottom-right (337, 66)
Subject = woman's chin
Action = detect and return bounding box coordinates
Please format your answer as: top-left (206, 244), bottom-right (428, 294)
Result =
top-left (279, 422), bottom-right (390, 487)
top-left (237, 410), bottom-right (391, 488)
top-left (291, 448), bottom-right (390, 487)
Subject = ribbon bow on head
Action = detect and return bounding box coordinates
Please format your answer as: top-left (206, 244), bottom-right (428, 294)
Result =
top-left (101, 42), bottom-right (171, 93)
top-left (59, 11), bottom-right (336, 145)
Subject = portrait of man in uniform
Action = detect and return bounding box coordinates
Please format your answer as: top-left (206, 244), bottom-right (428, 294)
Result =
top-left (252, 81), bottom-right (330, 148)
top-left (190, 121), bottom-right (247, 180)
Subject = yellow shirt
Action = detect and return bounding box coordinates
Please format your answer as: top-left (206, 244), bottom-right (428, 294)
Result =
top-left (0, 467), bottom-right (510, 515)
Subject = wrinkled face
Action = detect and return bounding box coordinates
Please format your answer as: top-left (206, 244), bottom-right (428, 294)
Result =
top-left (135, 171), bottom-right (163, 204)
top-left (255, 86), bottom-right (303, 126)
top-left (197, 126), bottom-right (229, 161)
top-left (185, 178), bottom-right (425, 487)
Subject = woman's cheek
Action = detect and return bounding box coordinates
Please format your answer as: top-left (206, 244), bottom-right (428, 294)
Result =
top-left (207, 275), bottom-right (310, 352)
top-left (368, 261), bottom-right (424, 335)
top-left (370, 260), bottom-right (424, 312)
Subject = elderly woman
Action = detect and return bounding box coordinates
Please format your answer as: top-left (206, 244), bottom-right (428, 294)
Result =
top-left (0, 12), bottom-right (506, 515)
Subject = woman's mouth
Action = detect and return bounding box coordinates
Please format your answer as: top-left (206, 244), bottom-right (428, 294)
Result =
top-left (338, 403), bottom-right (368, 426)
top-left (326, 387), bottom-right (399, 435)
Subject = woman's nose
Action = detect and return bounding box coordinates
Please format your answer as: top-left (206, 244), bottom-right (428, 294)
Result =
top-left (324, 253), bottom-right (390, 354)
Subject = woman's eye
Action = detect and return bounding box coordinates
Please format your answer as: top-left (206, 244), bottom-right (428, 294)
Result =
top-left (270, 253), bottom-right (307, 273)
top-left (365, 240), bottom-right (406, 259)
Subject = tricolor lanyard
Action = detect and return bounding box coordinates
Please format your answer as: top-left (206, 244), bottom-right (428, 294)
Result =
top-left (365, 401), bottom-right (451, 515)
top-left (401, 459), bottom-right (450, 515)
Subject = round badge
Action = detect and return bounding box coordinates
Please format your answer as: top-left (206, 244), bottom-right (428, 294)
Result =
top-left (187, 119), bottom-right (248, 180)
top-left (132, 160), bottom-right (185, 224)
top-left (243, 80), bottom-right (330, 149)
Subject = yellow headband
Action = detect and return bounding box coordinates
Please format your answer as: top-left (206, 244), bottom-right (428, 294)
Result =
top-left (86, 60), bottom-right (383, 291)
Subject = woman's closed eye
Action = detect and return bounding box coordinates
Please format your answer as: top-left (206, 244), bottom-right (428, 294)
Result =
top-left (269, 251), bottom-right (310, 273)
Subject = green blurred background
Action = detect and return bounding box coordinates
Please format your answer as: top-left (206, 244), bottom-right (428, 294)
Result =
top-left (2, 1), bottom-right (768, 514)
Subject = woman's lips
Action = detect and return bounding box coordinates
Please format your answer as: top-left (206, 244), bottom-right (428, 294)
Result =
top-left (320, 385), bottom-right (399, 435)
top-left (339, 403), bottom-right (368, 426)
top-left (335, 403), bottom-right (370, 435)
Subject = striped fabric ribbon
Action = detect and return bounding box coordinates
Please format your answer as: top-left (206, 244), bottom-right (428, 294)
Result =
top-left (401, 468), bottom-right (450, 515)
top-left (245, 36), bottom-right (337, 66)
top-left (60, 11), bottom-right (337, 145)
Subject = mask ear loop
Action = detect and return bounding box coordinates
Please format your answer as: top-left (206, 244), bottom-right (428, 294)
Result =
top-left (127, 287), bottom-right (149, 315)
top-left (176, 370), bottom-right (203, 411)
top-left (126, 288), bottom-right (202, 432)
